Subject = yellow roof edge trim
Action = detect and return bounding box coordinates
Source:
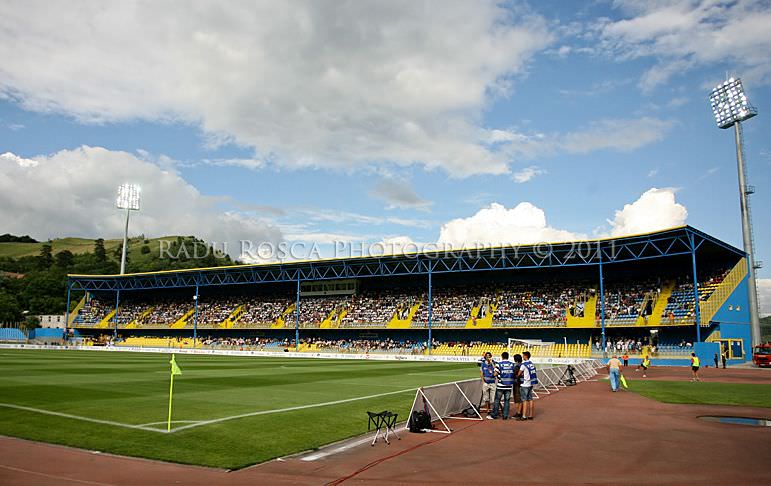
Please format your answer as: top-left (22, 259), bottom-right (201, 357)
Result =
top-left (68, 225), bottom-right (691, 279)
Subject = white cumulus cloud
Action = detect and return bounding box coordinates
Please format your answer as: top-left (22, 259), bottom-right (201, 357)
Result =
top-left (0, 1), bottom-right (554, 177)
top-left (437, 187), bottom-right (689, 248)
top-left (1, 151), bottom-right (38, 167)
top-left (607, 188), bottom-right (687, 237)
top-left (0, 147), bottom-right (282, 260)
top-left (438, 202), bottom-right (583, 248)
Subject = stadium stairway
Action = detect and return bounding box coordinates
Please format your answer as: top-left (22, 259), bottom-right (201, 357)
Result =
top-left (646, 281), bottom-right (674, 326)
top-left (566, 292), bottom-right (597, 328)
top-left (319, 307), bottom-right (342, 329)
top-left (96, 309), bottom-right (116, 329)
top-left (273, 304), bottom-right (296, 329)
top-left (126, 306), bottom-right (155, 329)
top-left (388, 301), bottom-right (421, 329)
top-left (466, 301), bottom-right (496, 328)
top-left (221, 305), bottom-right (244, 329)
top-left (699, 258), bottom-right (748, 326)
top-left (67, 296), bottom-right (86, 327)
top-left (171, 308), bottom-right (195, 329)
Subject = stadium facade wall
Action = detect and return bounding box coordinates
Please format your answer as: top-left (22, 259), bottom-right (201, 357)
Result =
top-left (710, 275), bottom-right (752, 360)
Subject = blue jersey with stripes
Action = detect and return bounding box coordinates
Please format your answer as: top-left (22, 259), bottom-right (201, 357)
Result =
top-left (495, 360), bottom-right (516, 389)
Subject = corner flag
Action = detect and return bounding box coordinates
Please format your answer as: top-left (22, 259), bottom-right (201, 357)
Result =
top-left (170, 354), bottom-right (182, 376)
top-left (167, 354), bottom-right (182, 431)
top-left (620, 374), bottom-right (628, 389)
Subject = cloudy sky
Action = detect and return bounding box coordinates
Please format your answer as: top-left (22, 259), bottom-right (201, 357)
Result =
top-left (0, 1), bottom-right (769, 313)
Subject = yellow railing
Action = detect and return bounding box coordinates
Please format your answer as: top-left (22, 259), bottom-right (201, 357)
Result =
top-left (647, 281), bottom-right (674, 326)
top-left (222, 305), bottom-right (244, 329)
top-left (699, 258), bottom-right (748, 326)
top-left (171, 308), bottom-right (195, 329)
top-left (68, 296), bottom-right (86, 326)
top-left (127, 306), bottom-right (155, 329)
top-left (96, 309), bottom-right (116, 329)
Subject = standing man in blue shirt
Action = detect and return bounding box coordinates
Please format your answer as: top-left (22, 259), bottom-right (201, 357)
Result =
top-left (488, 351), bottom-right (515, 420)
top-left (479, 352), bottom-right (496, 412)
top-left (517, 351), bottom-right (538, 420)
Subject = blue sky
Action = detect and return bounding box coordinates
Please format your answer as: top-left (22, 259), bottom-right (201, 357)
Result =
top-left (0, 1), bottom-right (769, 309)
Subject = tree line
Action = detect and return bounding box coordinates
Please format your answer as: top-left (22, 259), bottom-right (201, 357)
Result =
top-left (0, 236), bottom-right (234, 325)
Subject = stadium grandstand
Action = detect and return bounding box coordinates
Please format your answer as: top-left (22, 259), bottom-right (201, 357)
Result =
top-left (65, 226), bottom-right (753, 364)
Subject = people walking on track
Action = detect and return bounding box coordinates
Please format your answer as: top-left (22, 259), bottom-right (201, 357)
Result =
top-left (607, 355), bottom-right (622, 392)
top-left (636, 356), bottom-right (650, 378)
top-left (690, 353), bottom-right (701, 382)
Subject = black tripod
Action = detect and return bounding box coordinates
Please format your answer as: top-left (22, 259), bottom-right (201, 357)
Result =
top-left (558, 365), bottom-right (577, 386)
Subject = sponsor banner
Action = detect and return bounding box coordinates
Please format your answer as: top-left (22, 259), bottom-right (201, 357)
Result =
top-left (0, 343), bottom-right (587, 365)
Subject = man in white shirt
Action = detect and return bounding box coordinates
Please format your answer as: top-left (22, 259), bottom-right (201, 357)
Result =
top-left (517, 351), bottom-right (538, 420)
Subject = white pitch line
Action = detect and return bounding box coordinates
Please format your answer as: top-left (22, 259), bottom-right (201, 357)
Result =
top-left (137, 420), bottom-right (202, 427)
top-left (170, 387), bottom-right (417, 433)
top-left (0, 403), bottom-right (166, 434)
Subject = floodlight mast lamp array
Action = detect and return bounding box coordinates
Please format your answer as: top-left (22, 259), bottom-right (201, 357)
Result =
top-left (116, 184), bottom-right (141, 275)
top-left (709, 77), bottom-right (761, 347)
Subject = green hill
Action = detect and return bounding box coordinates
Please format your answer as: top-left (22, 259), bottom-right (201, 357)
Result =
top-left (0, 235), bottom-right (236, 321)
top-left (0, 236), bottom-right (233, 272)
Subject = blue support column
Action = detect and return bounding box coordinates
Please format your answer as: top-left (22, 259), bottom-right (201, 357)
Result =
top-left (427, 266), bottom-right (433, 355)
top-left (690, 234), bottom-right (702, 343)
top-left (113, 289), bottom-right (120, 340)
top-left (193, 284), bottom-right (199, 347)
top-left (599, 259), bottom-right (606, 356)
top-left (295, 277), bottom-right (301, 351)
top-left (64, 282), bottom-right (72, 342)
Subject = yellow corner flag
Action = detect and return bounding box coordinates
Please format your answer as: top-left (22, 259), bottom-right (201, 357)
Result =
top-left (170, 354), bottom-right (182, 376)
top-left (167, 354), bottom-right (182, 432)
top-left (620, 374), bottom-right (628, 389)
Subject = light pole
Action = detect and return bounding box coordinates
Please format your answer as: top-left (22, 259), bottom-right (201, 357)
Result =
top-left (116, 184), bottom-right (141, 275)
top-left (709, 77), bottom-right (762, 347)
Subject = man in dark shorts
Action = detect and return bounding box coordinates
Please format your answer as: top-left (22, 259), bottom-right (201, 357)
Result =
top-left (690, 352), bottom-right (701, 382)
top-left (512, 354), bottom-right (523, 418)
top-left (636, 356), bottom-right (650, 378)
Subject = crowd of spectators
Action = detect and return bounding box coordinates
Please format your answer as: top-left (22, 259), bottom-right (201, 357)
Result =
top-left (495, 284), bottom-right (574, 323)
top-left (298, 296), bottom-right (348, 324)
top-left (75, 298), bottom-right (109, 325)
top-left (343, 290), bottom-right (415, 324)
top-left (195, 297), bottom-right (240, 326)
top-left (73, 268), bottom-right (732, 329)
top-left (594, 337), bottom-right (648, 354)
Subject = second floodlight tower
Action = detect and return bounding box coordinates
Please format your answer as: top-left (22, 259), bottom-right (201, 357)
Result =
top-left (116, 183), bottom-right (141, 275)
top-left (708, 77), bottom-right (761, 346)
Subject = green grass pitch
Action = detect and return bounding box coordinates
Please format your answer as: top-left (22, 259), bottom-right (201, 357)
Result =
top-left (0, 349), bottom-right (479, 469)
top-left (628, 380), bottom-right (771, 408)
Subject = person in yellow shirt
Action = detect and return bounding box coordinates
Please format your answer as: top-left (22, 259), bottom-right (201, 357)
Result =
top-left (690, 352), bottom-right (701, 382)
top-left (636, 356), bottom-right (651, 378)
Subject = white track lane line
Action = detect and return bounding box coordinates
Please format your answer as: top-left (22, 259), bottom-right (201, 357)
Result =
top-left (170, 387), bottom-right (417, 433)
top-left (300, 435), bottom-right (377, 461)
top-left (0, 403), bottom-right (166, 434)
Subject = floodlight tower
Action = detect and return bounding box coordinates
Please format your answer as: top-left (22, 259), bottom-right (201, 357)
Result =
top-left (709, 77), bottom-right (761, 347)
top-left (116, 184), bottom-right (141, 275)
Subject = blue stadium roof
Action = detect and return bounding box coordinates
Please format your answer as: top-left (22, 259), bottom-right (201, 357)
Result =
top-left (68, 225), bottom-right (744, 292)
